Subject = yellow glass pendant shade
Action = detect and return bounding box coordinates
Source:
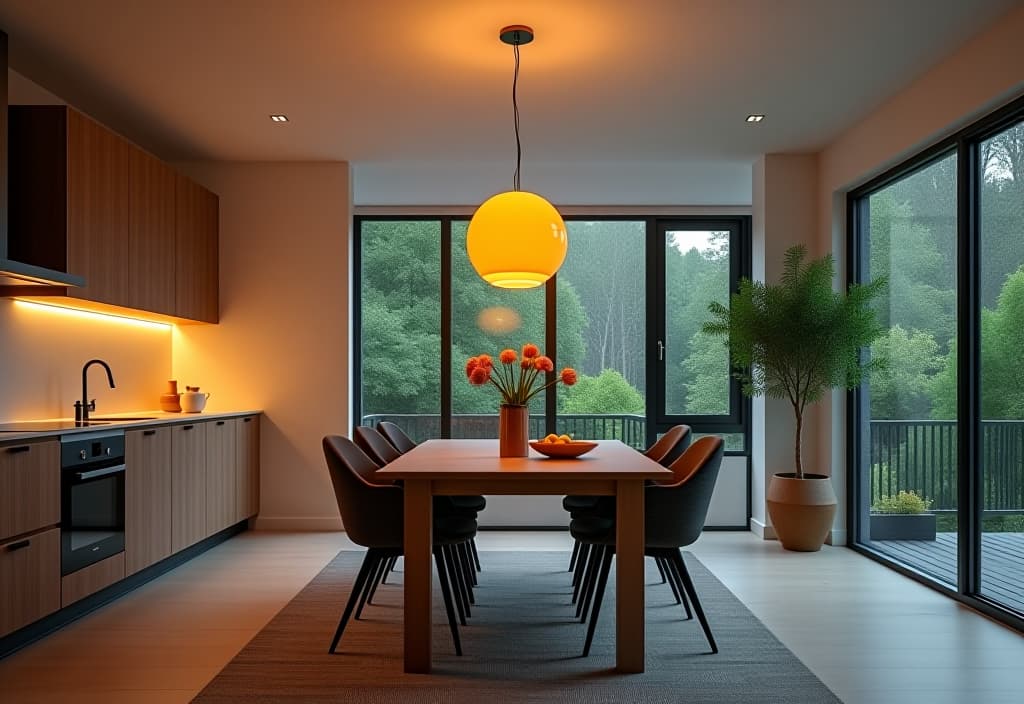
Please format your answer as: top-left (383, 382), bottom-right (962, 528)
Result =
top-left (466, 191), bottom-right (568, 288)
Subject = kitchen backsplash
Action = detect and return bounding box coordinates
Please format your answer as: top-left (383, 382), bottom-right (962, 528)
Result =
top-left (0, 299), bottom-right (172, 420)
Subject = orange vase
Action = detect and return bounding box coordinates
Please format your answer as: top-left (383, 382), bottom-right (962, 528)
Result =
top-left (499, 404), bottom-right (529, 457)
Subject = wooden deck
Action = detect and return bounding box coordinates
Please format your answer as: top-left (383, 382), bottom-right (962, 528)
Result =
top-left (872, 532), bottom-right (1024, 613)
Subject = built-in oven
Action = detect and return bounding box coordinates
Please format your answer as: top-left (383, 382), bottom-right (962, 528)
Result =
top-left (60, 430), bottom-right (126, 575)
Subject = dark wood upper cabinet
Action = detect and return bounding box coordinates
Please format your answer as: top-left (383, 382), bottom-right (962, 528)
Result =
top-left (6, 105), bottom-right (218, 323)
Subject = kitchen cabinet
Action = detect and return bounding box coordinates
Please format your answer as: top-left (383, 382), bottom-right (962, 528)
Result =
top-left (0, 528), bottom-right (61, 638)
top-left (125, 427), bottom-right (173, 576)
top-left (235, 415), bottom-right (260, 522)
top-left (205, 419), bottom-right (236, 535)
top-left (128, 145), bottom-right (177, 314)
top-left (5, 105), bottom-right (219, 323)
top-left (175, 173), bottom-right (219, 323)
top-left (0, 440), bottom-right (60, 541)
top-left (61, 553), bottom-right (125, 608)
top-left (171, 422), bottom-right (207, 552)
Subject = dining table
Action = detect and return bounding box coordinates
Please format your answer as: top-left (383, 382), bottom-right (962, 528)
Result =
top-left (375, 438), bottom-right (672, 674)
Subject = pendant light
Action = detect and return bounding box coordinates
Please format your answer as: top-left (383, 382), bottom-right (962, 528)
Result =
top-left (466, 25), bottom-right (567, 289)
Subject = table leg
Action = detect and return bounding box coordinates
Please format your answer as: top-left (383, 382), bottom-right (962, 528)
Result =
top-left (404, 479), bottom-right (433, 673)
top-left (616, 479), bottom-right (645, 673)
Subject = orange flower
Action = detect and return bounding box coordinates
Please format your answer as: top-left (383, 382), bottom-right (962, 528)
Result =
top-left (477, 354), bottom-right (493, 370)
top-left (522, 343), bottom-right (539, 359)
top-left (534, 355), bottom-right (554, 373)
top-left (465, 356), bottom-right (479, 378)
top-left (499, 349), bottom-right (517, 364)
top-left (560, 367), bottom-right (578, 386)
top-left (520, 360), bottom-right (533, 370)
top-left (469, 366), bottom-right (491, 385)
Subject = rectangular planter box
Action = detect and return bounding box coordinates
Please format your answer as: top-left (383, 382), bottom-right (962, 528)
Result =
top-left (870, 513), bottom-right (937, 541)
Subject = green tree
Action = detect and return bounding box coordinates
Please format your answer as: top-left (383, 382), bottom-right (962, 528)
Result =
top-left (561, 369), bottom-right (645, 414)
top-left (869, 326), bottom-right (942, 419)
top-left (681, 331), bottom-right (729, 414)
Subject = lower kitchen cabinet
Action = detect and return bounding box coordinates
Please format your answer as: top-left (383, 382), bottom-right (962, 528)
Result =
top-left (205, 419), bottom-right (236, 535)
top-left (171, 422), bottom-right (207, 552)
top-left (125, 427), bottom-right (173, 576)
top-left (0, 528), bottom-right (61, 638)
top-left (235, 415), bottom-right (260, 522)
top-left (1, 440), bottom-right (60, 541)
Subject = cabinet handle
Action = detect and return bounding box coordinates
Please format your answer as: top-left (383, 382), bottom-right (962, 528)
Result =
top-left (143, 429), bottom-right (156, 436)
top-left (183, 425), bottom-right (194, 430)
top-left (5, 445), bottom-right (31, 454)
top-left (243, 417), bottom-right (252, 423)
top-left (216, 421), bottom-right (225, 426)
top-left (5, 539), bottom-right (31, 552)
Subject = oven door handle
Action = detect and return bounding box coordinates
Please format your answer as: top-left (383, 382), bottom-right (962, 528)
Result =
top-left (75, 464), bottom-right (126, 481)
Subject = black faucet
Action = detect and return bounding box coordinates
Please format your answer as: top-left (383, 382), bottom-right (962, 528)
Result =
top-left (76, 359), bottom-right (116, 423)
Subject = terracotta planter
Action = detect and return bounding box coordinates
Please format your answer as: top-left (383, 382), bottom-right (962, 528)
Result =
top-left (766, 473), bottom-right (837, 552)
top-left (498, 404), bottom-right (529, 457)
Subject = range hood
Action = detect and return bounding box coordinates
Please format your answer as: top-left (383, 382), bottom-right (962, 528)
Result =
top-left (0, 29), bottom-right (84, 288)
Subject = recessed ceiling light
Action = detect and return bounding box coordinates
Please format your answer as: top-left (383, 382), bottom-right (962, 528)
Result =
top-left (270, 114), bottom-right (289, 122)
top-left (746, 114), bottom-right (765, 123)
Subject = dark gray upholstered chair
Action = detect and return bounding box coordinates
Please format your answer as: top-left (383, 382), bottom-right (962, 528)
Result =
top-left (570, 435), bottom-right (724, 656)
top-left (322, 435), bottom-right (476, 654)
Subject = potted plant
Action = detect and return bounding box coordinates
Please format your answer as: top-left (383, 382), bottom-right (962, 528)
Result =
top-left (703, 245), bottom-right (886, 551)
top-left (870, 490), bottom-right (936, 541)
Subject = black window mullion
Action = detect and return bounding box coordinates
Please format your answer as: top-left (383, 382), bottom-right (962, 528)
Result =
top-left (441, 218), bottom-right (452, 438)
top-left (545, 275), bottom-right (557, 436)
top-left (645, 216), bottom-right (660, 449)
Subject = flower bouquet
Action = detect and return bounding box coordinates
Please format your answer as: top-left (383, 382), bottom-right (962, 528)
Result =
top-left (465, 343), bottom-right (577, 456)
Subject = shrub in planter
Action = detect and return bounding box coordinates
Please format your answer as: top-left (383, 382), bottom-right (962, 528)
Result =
top-left (870, 491), bottom-right (936, 541)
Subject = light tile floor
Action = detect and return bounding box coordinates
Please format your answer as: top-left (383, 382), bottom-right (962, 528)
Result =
top-left (0, 531), bottom-right (1021, 703)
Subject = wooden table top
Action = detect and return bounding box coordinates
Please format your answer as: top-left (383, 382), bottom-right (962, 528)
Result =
top-left (375, 438), bottom-right (672, 482)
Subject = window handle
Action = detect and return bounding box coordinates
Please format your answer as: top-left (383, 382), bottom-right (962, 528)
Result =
top-left (657, 340), bottom-right (664, 361)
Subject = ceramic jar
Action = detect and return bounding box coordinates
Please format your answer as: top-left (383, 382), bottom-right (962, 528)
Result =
top-left (180, 386), bottom-right (211, 413)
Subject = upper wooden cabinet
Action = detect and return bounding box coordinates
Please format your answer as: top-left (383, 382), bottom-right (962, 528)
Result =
top-left (128, 145), bottom-right (177, 315)
top-left (6, 105), bottom-right (218, 323)
top-left (175, 173), bottom-right (219, 323)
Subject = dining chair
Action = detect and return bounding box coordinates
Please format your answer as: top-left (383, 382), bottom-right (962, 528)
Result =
top-left (353, 425), bottom-right (479, 618)
top-left (565, 425), bottom-right (692, 586)
top-left (570, 435), bottom-right (724, 656)
top-left (322, 435), bottom-right (476, 655)
top-left (376, 421), bottom-right (487, 575)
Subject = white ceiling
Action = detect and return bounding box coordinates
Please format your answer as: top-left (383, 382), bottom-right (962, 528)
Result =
top-left (1, 0), bottom-right (1019, 194)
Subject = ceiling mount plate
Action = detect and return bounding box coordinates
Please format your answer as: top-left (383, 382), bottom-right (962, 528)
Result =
top-left (499, 25), bottom-right (534, 46)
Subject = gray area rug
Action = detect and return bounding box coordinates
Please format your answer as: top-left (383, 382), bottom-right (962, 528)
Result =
top-left (194, 550), bottom-right (840, 703)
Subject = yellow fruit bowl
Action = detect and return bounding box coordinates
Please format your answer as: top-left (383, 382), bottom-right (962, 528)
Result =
top-left (529, 440), bottom-right (599, 458)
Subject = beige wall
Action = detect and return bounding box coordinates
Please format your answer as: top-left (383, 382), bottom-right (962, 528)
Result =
top-left (810, 3), bottom-right (1024, 543)
top-left (172, 162), bottom-right (351, 530)
top-left (0, 299), bottom-right (171, 420)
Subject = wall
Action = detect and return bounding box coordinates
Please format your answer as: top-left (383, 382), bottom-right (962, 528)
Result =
top-left (815, 2), bottom-right (1024, 543)
top-left (172, 162), bottom-right (351, 530)
top-left (0, 299), bottom-right (171, 420)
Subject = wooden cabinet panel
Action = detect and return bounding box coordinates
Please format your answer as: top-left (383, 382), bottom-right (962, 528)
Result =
top-left (171, 422), bottom-right (207, 552)
top-left (61, 552), bottom-right (125, 608)
top-left (128, 145), bottom-right (176, 314)
top-left (204, 419), bottom-right (236, 535)
top-left (125, 427), bottom-right (173, 576)
top-left (175, 174), bottom-right (219, 323)
top-left (0, 528), bottom-right (61, 638)
top-left (66, 109), bottom-right (130, 305)
top-left (235, 415), bottom-right (261, 522)
top-left (0, 441), bottom-right (60, 541)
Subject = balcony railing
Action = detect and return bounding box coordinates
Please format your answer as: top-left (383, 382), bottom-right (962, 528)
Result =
top-left (361, 414), bottom-right (1024, 513)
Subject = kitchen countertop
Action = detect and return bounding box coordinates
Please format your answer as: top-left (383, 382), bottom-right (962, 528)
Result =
top-left (0, 410), bottom-right (263, 443)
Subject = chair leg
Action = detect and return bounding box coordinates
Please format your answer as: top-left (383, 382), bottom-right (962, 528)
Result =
top-left (660, 556), bottom-right (683, 605)
top-left (663, 554), bottom-right (692, 619)
top-left (582, 547), bottom-right (614, 657)
top-left (671, 549), bottom-right (717, 654)
top-left (381, 555), bottom-right (397, 584)
top-left (433, 547), bottom-right (463, 656)
top-left (470, 538), bottom-right (482, 572)
top-left (459, 542), bottom-right (478, 590)
top-left (578, 544), bottom-right (604, 622)
top-left (572, 543), bottom-right (591, 603)
top-left (366, 554), bottom-right (389, 605)
top-left (655, 555), bottom-right (668, 584)
top-left (442, 544), bottom-right (468, 626)
top-left (568, 539), bottom-right (581, 572)
top-left (329, 550), bottom-right (378, 653)
top-left (449, 544), bottom-right (473, 617)
top-left (354, 553), bottom-right (382, 619)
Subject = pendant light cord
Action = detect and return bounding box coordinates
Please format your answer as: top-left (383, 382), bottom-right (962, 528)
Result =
top-left (513, 41), bottom-right (522, 191)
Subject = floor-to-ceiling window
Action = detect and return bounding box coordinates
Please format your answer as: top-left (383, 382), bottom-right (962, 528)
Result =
top-left (850, 95), bottom-right (1024, 629)
top-left (355, 213), bottom-right (752, 525)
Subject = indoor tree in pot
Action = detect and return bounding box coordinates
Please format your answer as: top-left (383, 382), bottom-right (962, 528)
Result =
top-left (703, 245), bottom-right (885, 551)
